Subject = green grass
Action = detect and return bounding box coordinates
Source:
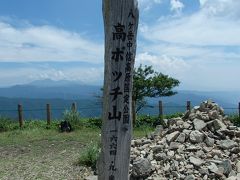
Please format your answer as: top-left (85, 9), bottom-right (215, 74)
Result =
top-left (0, 115), bottom-right (155, 179)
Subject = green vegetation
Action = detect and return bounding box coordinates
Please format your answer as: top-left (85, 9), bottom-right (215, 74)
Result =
top-left (63, 109), bottom-right (82, 129)
top-left (229, 114), bottom-right (240, 126)
top-left (132, 65), bottom-right (180, 123)
top-left (78, 141), bottom-right (100, 169)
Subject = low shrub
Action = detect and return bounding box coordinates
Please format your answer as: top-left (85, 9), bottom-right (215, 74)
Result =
top-left (78, 141), bottom-right (100, 169)
top-left (163, 112), bottom-right (184, 119)
top-left (86, 117), bottom-right (102, 128)
top-left (135, 115), bottom-right (159, 127)
top-left (229, 114), bottom-right (240, 127)
top-left (63, 110), bottom-right (82, 129)
top-left (0, 117), bottom-right (18, 132)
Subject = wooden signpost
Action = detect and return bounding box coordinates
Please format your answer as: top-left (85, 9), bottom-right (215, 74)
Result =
top-left (99, 0), bottom-right (139, 179)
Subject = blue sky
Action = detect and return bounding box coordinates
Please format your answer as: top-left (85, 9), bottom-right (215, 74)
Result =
top-left (0, 0), bottom-right (239, 91)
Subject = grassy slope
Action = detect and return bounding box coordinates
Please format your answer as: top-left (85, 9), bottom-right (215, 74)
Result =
top-left (0, 121), bottom-right (153, 179)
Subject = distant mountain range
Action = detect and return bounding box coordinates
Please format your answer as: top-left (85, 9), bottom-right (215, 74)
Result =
top-left (0, 79), bottom-right (101, 99)
top-left (0, 79), bottom-right (239, 119)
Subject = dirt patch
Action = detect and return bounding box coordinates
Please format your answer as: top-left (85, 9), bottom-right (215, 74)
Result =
top-left (0, 140), bottom-right (93, 179)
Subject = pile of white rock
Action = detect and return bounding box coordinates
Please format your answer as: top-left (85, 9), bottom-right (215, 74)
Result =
top-left (130, 100), bottom-right (240, 180)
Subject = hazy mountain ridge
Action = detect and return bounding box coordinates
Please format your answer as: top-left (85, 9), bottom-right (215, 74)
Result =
top-left (0, 80), bottom-right (239, 119)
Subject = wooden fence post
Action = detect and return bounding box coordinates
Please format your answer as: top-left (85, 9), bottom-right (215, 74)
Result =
top-left (46, 104), bottom-right (51, 125)
top-left (71, 102), bottom-right (77, 112)
top-left (159, 100), bottom-right (163, 120)
top-left (18, 104), bottom-right (23, 128)
top-left (187, 101), bottom-right (191, 111)
top-left (100, 1), bottom-right (139, 179)
top-left (238, 102), bottom-right (240, 118)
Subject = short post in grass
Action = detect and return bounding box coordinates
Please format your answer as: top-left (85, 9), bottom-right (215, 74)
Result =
top-left (187, 101), bottom-right (191, 111)
top-left (100, 0), bottom-right (139, 179)
top-left (71, 102), bottom-right (77, 112)
top-left (238, 102), bottom-right (240, 118)
top-left (18, 104), bottom-right (24, 128)
top-left (46, 103), bottom-right (51, 126)
top-left (159, 100), bottom-right (163, 121)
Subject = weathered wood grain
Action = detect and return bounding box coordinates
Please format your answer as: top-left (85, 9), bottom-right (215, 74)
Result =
top-left (99, 0), bottom-right (139, 179)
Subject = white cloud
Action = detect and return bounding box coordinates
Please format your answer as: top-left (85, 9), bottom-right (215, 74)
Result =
top-left (136, 52), bottom-right (190, 79)
top-left (170, 0), bottom-right (184, 14)
top-left (141, 0), bottom-right (240, 46)
top-left (137, 0), bottom-right (240, 90)
top-left (199, 0), bottom-right (240, 18)
top-left (0, 19), bottom-right (103, 62)
top-left (0, 65), bottom-right (104, 87)
top-left (138, 0), bottom-right (163, 11)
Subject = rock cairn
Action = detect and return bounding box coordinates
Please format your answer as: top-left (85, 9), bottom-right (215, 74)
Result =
top-left (130, 100), bottom-right (240, 180)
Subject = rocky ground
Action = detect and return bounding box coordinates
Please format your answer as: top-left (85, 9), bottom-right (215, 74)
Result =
top-left (130, 100), bottom-right (240, 180)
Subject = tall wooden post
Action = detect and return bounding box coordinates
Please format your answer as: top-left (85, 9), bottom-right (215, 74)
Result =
top-left (100, 0), bottom-right (139, 179)
top-left (187, 101), bottom-right (191, 111)
top-left (46, 104), bottom-right (51, 126)
top-left (18, 104), bottom-right (23, 128)
top-left (71, 102), bottom-right (77, 112)
top-left (159, 100), bottom-right (163, 121)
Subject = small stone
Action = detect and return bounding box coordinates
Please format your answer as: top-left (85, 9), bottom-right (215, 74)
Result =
top-left (209, 110), bottom-right (219, 120)
top-left (183, 122), bottom-right (191, 129)
top-left (189, 156), bottom-right (204, 166)
top-left (199, 167), bottom-right (209, 175)
top-left (134, 139), bottom-right (143, 146)
top-left (167, 150), bottom-right (175, 158)
top-left (208, 163), bottom-right (219, 173)
top-left (193, 118), bottom-right (207, 130)
top-left (205, 136), bottom-right (214, 147)
top-left (172, 171), bottom-right (181, 179)
top-left (176, 133), bottom-right (186, 143)
top-left (189, 130), bottom-right (204, 143)
top-left (229, 126), bottom-right (237, 130)
top-left (203, 175), bottom-right (208, 180)
top-left (213, 119), bottom-right (227, 130)
top-left (84, 176), bottom-right (97, 180)
top-left (185, 174), bottom-right (195, 180)
top-left (166, 131), bottom-right (180, 143)
top-left (226, 177), bottom-right (238, 180)
top-left (218, 160), bottom-right (232, 176)
top-left (186, 164), bottom-right (194, 169)
top-left (151, 145), bottom-right (164, 153)
top-left (169, 142), bottom-right (181, 150)
top-left (154, 153), bottom-right (167, 161)
top-left (219, 139), bottom-right (236, 150)
top-left (229, 170), bottom-right (237, 177)
top-left (236, 161), bottom-right (240, 173)
top-left (163, 163), bottom-right (171, 172)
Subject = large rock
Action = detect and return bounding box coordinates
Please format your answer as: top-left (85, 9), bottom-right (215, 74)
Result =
top-left (166, 131), bottom-right (180, 143)
top-left (176, 133), bottom-right (186, 143)
top-left (131, 158), bottom-right (153, 178)
top-left (218, 160), bottom-right (232, 176)
top-left (193, 118), bottom-right (207, 130)
top-left (209, 110), bottom-right (219, 120)
top-left (219, 140), bottom-right (236, 150)
top-left (205, 136), bottom-right (215, 147)
top-left (213, 119), bottom-right (227, 130)
top-left (208, 163), bottom-right (219, 174)
top-left (169, 142), bottom-right (182, 150)
top-left (189, 130), bottom-right (204, 143)
top-left (236, 161), bottom-right (240, 173)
